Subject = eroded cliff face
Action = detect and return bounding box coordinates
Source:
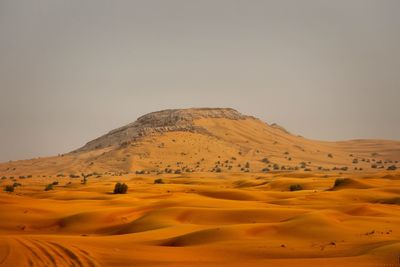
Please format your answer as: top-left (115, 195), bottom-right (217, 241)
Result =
top-left (75, 108), bottom-right (248, 152)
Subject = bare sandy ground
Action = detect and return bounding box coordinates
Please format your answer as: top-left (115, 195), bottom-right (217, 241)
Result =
top-left (1, 171), bottom-right (400, 266)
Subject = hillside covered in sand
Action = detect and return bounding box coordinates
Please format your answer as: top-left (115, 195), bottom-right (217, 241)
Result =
top-left (0, 108), bottom-right (399, 177)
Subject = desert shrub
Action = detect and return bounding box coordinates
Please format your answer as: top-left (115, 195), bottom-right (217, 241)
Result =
top-left (52, 181), bottom-right (59, 185)
top-left (154, 178), bottom-right (164, 184)
top-left (44, 184), bottom-right (54, 191)
top-left (13, 182), bottom-right (22, 187)
top-left (4, 185), bottom-right (14, 192)
top-left (174, 169), bottom-right (182, 174)
top-left (328, 153), bottom-right (333, 158)
top-left (304, 168), bottom-right (312, 171)
top-left (69, 174), bottom-right (80, 178)
top-left (289, 184), bottom-right (303, 191)
top-left (262, 168), bottom-right (270, 172)
top-left (352, 159), bottom-right (358, 164)
top-left (57, 174), bottom-right (65, 177)
top-left (340, 167), bottom-right (348, 171)
top-left (113, 182), bottom-right (128, 194)
top-left (387, 165), bottom-right (397, 171)
top-left (81, 177), bottom-right (87, 184)
top-left (299, 162), bottom-right (307, 168)
top-left (245, 162), bottom-right (250, 169)
top-left (273, 164), bottom-right (280, 170)
top-left (1, 176), bottom-right (6, 180)
top-left (261, 158), bottom-right (270, 164)
top-left (371, 164), bottom-right (377, 168)
top-left (334, 178), bottom-right (346, 187)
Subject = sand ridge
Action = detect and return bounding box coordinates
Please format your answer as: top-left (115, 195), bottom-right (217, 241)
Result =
top-left (1, 171), bottom-right (400, 266)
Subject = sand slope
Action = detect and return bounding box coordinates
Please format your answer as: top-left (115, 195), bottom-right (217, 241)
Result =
top-left (1, 171), bottom-right (400, 266)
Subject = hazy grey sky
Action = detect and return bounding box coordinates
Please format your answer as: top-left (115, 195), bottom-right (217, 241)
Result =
top-left (0, 0), bottom-right (399, 162)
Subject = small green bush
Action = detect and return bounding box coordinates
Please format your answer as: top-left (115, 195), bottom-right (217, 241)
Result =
top-left (334, 178), bottom-right (346, 187)
top-left (4, 185), bottom-right (14, 192)
top-left (387, 165), bottom-right (397, 171)
top-left (44, 184), bottom-right (54, 191)
top-left (261, 158), bottom-right (269, 164)
top-left (289, 184), bottom-right (303, 191)
top-left (113, 182), bottom-right (128, 194)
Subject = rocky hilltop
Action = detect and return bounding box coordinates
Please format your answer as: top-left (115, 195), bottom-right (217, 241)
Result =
top-left (1, 107), bottom-right (399, 176)
top-left (75, 108), bottom-right (248, 152)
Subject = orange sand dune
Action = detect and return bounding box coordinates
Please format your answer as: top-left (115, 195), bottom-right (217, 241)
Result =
top-left (1, 171), bottom-right (400, 266)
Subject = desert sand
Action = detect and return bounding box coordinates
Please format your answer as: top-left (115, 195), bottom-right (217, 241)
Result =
top-left (1, 108), bottom-right (399, 266)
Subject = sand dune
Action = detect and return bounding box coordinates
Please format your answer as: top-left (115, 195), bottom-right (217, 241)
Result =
top-left (1, 108), bottom-right (399, 266)
top-left (1, 171), bottom-right (400, 266)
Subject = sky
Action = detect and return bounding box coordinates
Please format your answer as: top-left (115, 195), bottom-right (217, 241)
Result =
top-left (0, 0), bottom-right (399, 162)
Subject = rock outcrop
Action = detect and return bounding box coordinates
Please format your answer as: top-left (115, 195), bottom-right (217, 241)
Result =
top-left (75, 108), bottom-right (248, 152)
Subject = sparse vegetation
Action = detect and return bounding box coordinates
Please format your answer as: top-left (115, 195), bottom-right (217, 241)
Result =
top-left (299, 162), bottom-right (307, 169)
top-left (387, 165), bottom-right (397, 171)
top-left (44, 184), bottom-right (54, 191)
top-left (289, 184), bottom-right (303, 191)
top-left (261, 158), bottom-right (269, 164)
top-left (13, 182), bottom-right (22, 187)
top-left (113, 182), bottom-right (128, 194)
top-left (334, 178), bottom-right (347, 187)
top-left (154, 178), bottom-right (164, 184)
top-left (4, 185), bottom-right (14, 192)
top-left (328, 153), bottom-right (333, 158)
